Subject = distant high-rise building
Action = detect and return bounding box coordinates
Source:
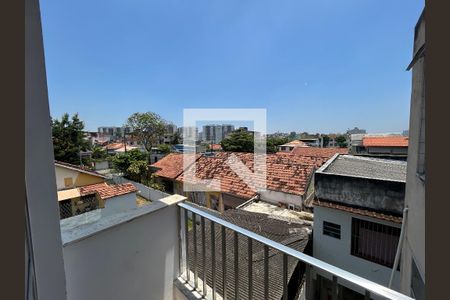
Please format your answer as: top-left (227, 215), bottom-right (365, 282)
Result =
top-left (221, 124), bottom-right (235, 139)
top-left (165, 124), bottom-right (177, 135)
top-left (98, 126), bottom-right (131, 140)
top-left (202, 124), bottom-right (234, 143)
top-left (178, 126), bottom-right (199, 143)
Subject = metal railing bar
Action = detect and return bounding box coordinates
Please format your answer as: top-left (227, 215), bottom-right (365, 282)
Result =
top-left (234, 231), bottom-right (239, 300)
top-left (332, 275), bottom-right (338, 300)
top-left (211, 222), bottom-right (216, 300)
top-left (264, 245), bottom-right (269, 300)
top-left (184, 208), bottom-right (190, 283)
top-left (222, 225), bottom-right (227, 300)
top-left (283, 253), bottom-right (288, 300)
top-left (193, 212), bottom-right (198, 289)
top-left (178, 202), bottom-right (413, 300)
top-left (201, 216), bottom-right (207, 298)
top-left (248, 237), bottom-right (253, 300)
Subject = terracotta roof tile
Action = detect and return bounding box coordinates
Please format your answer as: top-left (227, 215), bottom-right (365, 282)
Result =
top-left (279, 140), bottom-right (309, 147)
top-left (313, 199), bottom-right (403, 224)
top-left (362, 136), bottom-right (408, 147)
top-left (150, 153), bottom-right (201, 179)
top-left (289, 147), bottom-right (348, 158)
top-left (104, 142), bottom-right (125, 150)
top-left (79, 182), bottom-right (137, 200)
top-left (177, 152), bottom-right (328, 199)
top-left (208, 143), bottom-right (223, 151)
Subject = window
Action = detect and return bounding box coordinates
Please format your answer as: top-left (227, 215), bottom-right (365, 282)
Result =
top-left (288, 204), bottom-right (295, 210)
top-left (351, 218), bottom-right (400, 268)
top-left (323, 221), bottom-right (341, 239)
top-left (64, 177), bottom-right (73, 187)
top-left (417, 89), bottom-right (425, 181)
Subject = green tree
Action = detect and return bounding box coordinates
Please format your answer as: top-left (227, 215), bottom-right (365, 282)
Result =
top-left (111, 149), bottom-right (147, 182)
top-left (170, 130), bottom-right (182, 145)
top-left (221, 129), bottom-right (254, 152)
top-left (158, 144), bottom-right (171, 154)
top-left (267, 136), bottom-right (288, 153)
top-left (288, 131), bottom-right (297, 141)
top-left (127, 112), bottom-right (167, 161)
top-left (52, 113), bottom-right (89, 164)
top-left (91, 145), bottom-right (108, 160)
top-left (335, 135), bottom-right (348, 148)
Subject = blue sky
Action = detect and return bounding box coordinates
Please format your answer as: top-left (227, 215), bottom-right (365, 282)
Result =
top-left (40, 0), bottom-right (423, 134)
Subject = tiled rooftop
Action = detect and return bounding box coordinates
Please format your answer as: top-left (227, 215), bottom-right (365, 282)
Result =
top-left (279, 139), bottom-right (309, 147)
top-left (314, 199), bottom-right (403, 224)
top-left (319, 155), bottom-right (407, 182)
top-left (290, 146), bottom-right (348, 158)
top-left (362, 136), bottom-right (409, 147)
top-left (151, 153), bottom-right (201, 179)
top-left (79, 182), bottom-right (137, 200)
top-left (104, 142), bottom-right (125, 150)
top-left (177, 152), bottom-right (326, 199)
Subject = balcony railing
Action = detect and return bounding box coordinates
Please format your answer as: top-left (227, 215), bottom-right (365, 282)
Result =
top-left (177, 202), bottom-right (413, 300)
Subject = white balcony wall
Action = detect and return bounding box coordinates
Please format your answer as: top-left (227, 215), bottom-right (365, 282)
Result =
top-left (62, 196), bottom-right (185, 300)
top-left (102, 193), bottom-right (137, 217)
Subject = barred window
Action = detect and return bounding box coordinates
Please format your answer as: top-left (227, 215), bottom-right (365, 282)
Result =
top-left (351, 218), bottom-right (400, 268)
top-left (323, 221), bottom-right (341, 239)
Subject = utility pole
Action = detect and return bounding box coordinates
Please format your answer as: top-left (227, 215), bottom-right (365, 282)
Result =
top-left (123, 126), bottom-right (127, 153)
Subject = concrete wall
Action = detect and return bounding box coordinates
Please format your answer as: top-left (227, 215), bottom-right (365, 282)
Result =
top-left (315, 173), bottom-right (405, 215)
top-left (26, 0), bottom-right (67, 297)
top-left (400, 10), bottom-right (425, 297)
top-left (94, 160), bottom-right (109, 171)
top-left (111, 176), bottom-right (169, 201)
top-left (62, 198), bottom-right (184, 300)
top-left (259, 189), bottom-right (303, 209)
top-left (312, 206), bottom-right (401, 298)
top-left (367, 146), bottom-right (408, 155)
top-left (102, 193), bottom-right (137, 217)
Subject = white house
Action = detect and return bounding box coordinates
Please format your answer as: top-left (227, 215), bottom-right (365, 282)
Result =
top-left (311, 154), bottom-right (407, 299)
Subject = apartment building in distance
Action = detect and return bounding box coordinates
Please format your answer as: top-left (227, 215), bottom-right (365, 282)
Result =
top-left (177, 126), bottom-right (199, 143)
top-left (98, 126), bottom-right (131, 141)
top-left (202, 124), bottom-right (235, 144)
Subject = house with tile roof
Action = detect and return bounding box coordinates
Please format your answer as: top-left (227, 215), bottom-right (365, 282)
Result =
top-left (350, 134), bottom-right (409, 160)
top-left (311, 154), bottom-right (406, 298)
top-left (55, 160), bottom-right (107, 191)
top-left (57, 182), bottom-right (138, 219)
top-left (277, 140), bottom-right (309, 152)
top-left (151, 151), bottom-right (334, 213)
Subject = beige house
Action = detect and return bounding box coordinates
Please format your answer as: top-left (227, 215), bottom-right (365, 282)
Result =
top-left (55, 161), bottom-right (106, 190)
